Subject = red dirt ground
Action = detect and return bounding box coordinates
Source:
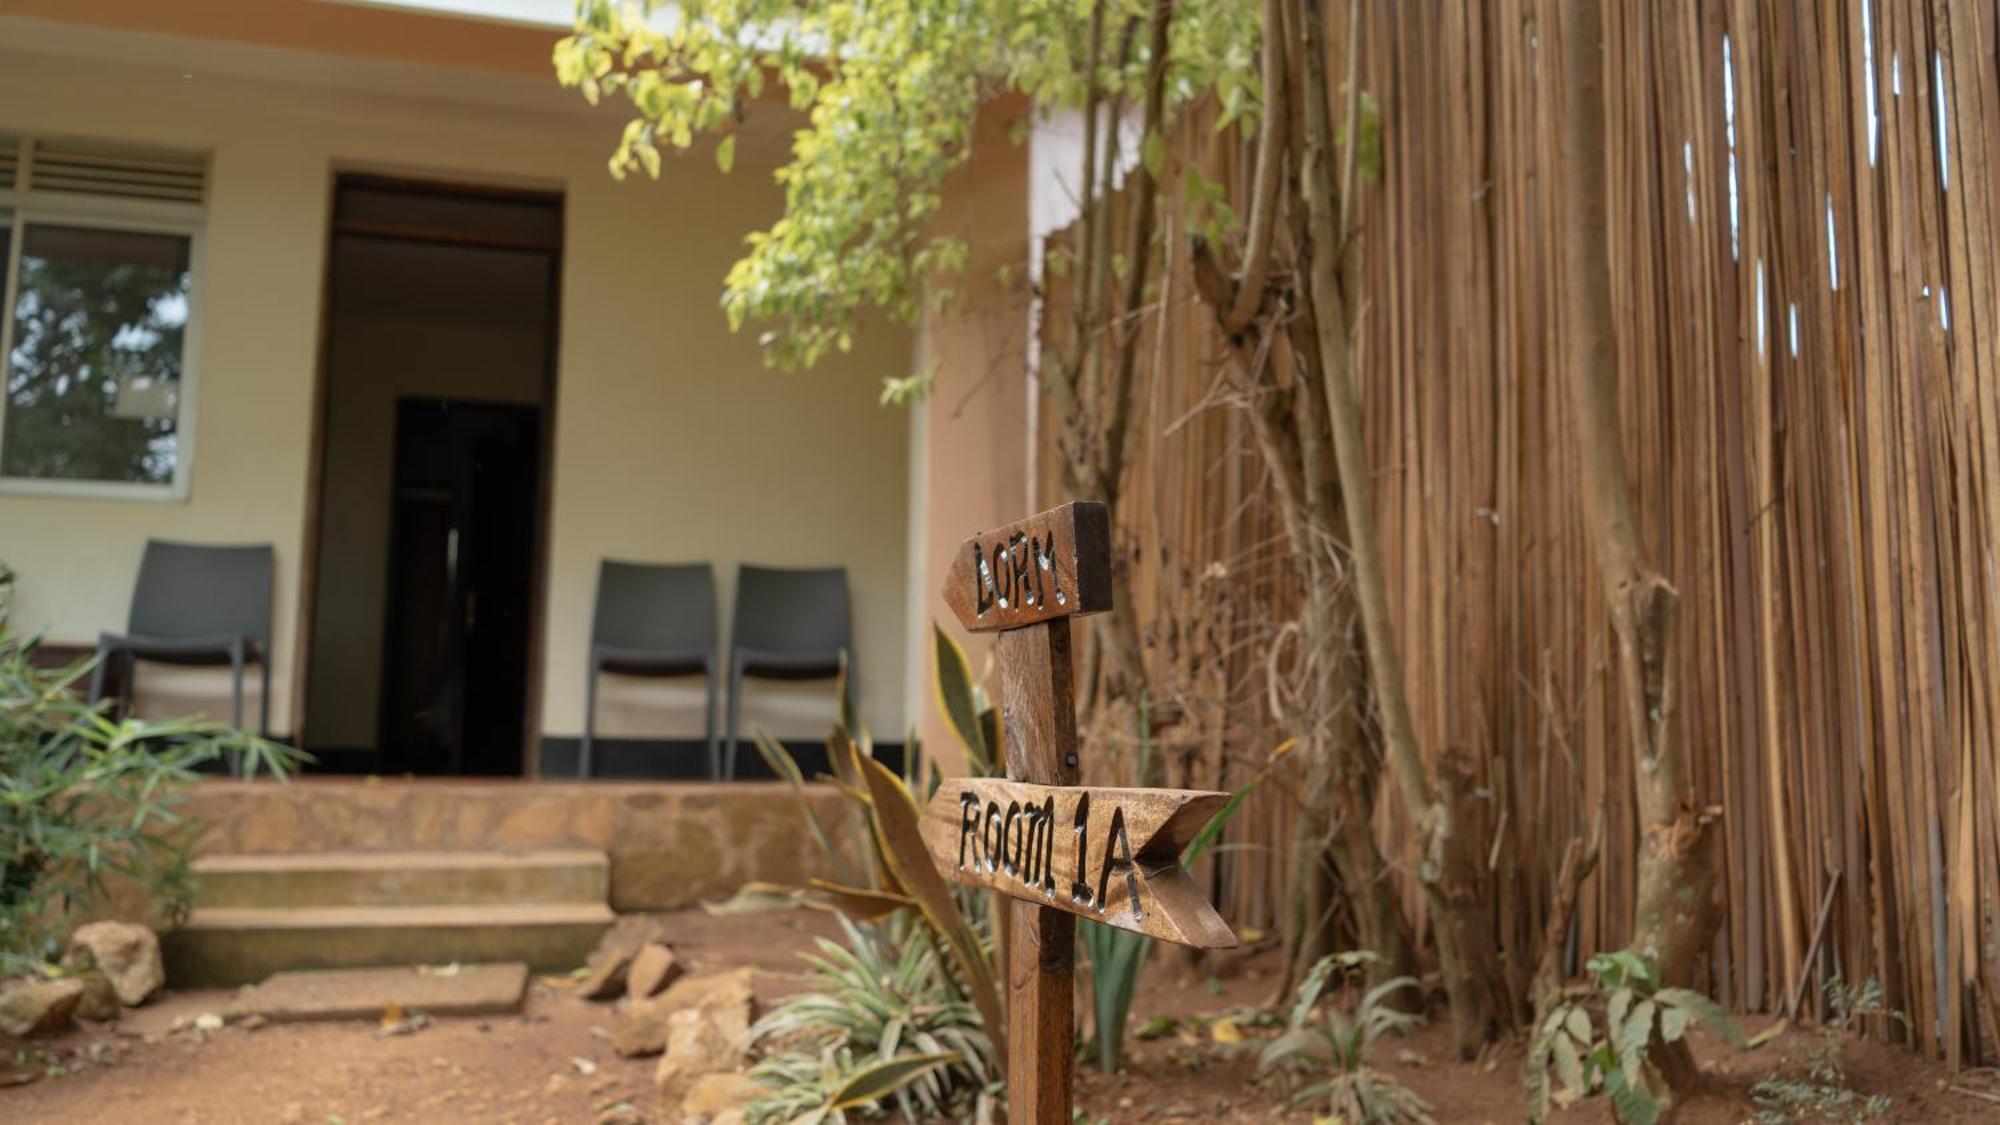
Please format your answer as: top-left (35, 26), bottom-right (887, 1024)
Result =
top-left (4, 909), bottom-right (1994, 1123)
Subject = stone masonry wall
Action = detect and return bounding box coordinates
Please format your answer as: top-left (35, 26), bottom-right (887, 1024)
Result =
top-left (178, 780), bottom-right (849, 910)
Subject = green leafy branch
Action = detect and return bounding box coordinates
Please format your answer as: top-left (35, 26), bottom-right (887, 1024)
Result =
top-left (1526, 951), bottom-right (1746, 1125)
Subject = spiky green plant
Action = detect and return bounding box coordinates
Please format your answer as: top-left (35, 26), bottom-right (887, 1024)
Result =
top-left (737, 625), bottom-right (1007, 1118)
top-left (1258, 951), bottom-right (1433, 1124)
top-left (2, 628), bottom-right (304, 971)
top-left (746, 914), bottom-right (994, 1123)
top-left (747, 623), bottom-right (1009, 1049)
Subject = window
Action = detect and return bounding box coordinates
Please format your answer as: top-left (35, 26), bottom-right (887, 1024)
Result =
top-left (0, 137), bottom-right (207, 498)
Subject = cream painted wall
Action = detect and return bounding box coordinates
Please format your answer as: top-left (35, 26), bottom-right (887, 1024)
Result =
top-left (910, 100), bottom-right (1036, 777)
top-left (0, 42), bottom-right (914, 746)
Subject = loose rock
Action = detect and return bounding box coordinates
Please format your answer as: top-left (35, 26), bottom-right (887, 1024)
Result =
top-left (74, 972), bottom-right (121, 1023)
top-left (65, 922), bottom-right (164, 1006)
top-left (678, 1071), bottom-right (758, 1124)
top-left (655, 1010), bottom-right (748, 1117)
top-left (626, 943), bottom-right (683, 1002)
top-left (0, 977), bottom-right (87, 1037)
top-left (611, 967), bottom-right (754, 1059)
top-left (578, 917), bottom-right (667, 1001)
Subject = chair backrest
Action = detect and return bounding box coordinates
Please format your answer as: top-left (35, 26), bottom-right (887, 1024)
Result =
top-left (731, 564), bottom-right (851, 657)
top-left (591, 560), bottom-right (716, 654)
top-left (128, 540), bottom-right (274, 646)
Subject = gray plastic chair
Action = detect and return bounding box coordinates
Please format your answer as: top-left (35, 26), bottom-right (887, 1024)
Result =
top-left (581, 560), bottom-right (719, 779)
top-left (89, 540), bottom-right (274, 747)
top-left (724, 564), bottom-right (854, 779)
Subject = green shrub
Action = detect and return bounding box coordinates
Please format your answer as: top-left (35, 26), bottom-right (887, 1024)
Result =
top-left (1750, 977), bottom-right (1896, 1123)
top-left (1527, 950), bottom-right (1746, 1125)
top-left (1, 628), bottom-right (303, 971)
top-left (1258, 951), bottom-right (1432, 1124)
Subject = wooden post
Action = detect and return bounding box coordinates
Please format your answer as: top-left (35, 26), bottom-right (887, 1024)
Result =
top-left (998, 619), bottom-right (1079, 1124)
top-left (931, 501), bottom-right (1236, 1123)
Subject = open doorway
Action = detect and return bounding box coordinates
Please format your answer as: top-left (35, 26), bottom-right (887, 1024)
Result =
top-left (300, 175), bottom-right (561, 776)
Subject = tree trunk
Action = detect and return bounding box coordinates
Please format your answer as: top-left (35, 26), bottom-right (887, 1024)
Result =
top-left (1294, 0), bottom-right (1507, 1053)
top-left (1556, 0), bottom-right (1718, 992)
top-left (1187, 226), bottom-right (1418, 996)
top-left (1301, 577), bottom-right (1419, 989)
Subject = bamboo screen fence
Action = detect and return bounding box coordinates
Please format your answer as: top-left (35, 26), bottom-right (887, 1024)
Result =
top-left (1035, 0), bottom-right (2000, 1063)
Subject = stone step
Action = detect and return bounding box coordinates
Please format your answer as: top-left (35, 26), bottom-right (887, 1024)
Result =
top-left (164, 902), bottom-right (616, 987)
top-left (192, 849), bottom-right (610, 909)
top-left (227, 963), bottom-right (531, 1023)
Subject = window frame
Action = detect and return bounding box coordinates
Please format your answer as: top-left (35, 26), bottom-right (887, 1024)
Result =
top-left (0, 151), bottom-right (207, 503)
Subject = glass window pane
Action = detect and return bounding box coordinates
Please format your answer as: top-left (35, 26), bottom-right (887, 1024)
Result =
top-left (3, 223), bottom-right (192, 485)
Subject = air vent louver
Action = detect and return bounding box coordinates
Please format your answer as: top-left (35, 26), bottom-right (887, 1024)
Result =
top-left (0, 138), bottom-right (20, 192)
top-left (28, 139), bottom-right (206, 204)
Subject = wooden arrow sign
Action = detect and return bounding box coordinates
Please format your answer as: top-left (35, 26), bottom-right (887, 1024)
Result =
top-left (920, 777), bottom-right (1238, 950)
top-left (933, 499), bottom-right (1236, 1122)
top-left (943, 501), bottom-right (1114, 633)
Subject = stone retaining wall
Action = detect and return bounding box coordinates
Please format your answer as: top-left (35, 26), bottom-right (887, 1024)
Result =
top-left (179, 780), bottom-right (849, 910)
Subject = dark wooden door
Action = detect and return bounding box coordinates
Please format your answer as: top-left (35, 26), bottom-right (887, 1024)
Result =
top-left (376, 398), bottom-right (540, 776)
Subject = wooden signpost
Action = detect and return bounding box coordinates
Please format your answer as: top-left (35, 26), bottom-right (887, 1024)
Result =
top-left (926, 501), bottom-right (1237, 1123)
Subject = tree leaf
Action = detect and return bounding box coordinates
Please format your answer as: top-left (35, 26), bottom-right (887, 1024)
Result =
top-left (1618, 999), bottom-right (1656, 1084)
top-left (1659, 1005), bottom-right (1692, 1044)
top-left (807, 878), bottom-right (916, 921)
top-left (825, 1050), bottom-right (962, 1110)
top-left (1655, 987), bottom-right (1747, 1048)
top-left (1182, 776), bottom-right (1260, 867)
top-left (1563, 1005), bottom-right (1592, 1045)
top-left (715, 134), bottom-right (736, 174)
top-left (1289, 954), bottom-right (1340, 1028)
top-left (1552, 1032), bottom-right (1586, 1101)
top-left (1257, 1028), bottom-right (1328, 1073)
top-left (1603, 1066), bottom-right (1662, 1125)
top-left (1607, 986), bottom-right (1633, 1038)
top-left (931, 622), bottom-right (990, 773)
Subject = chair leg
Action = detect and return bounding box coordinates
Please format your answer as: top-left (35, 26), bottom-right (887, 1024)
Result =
top-left (88, 641), bottom-right (112, 713)
top-left (724, 657), bottom-right (744, 782)
top-left (840, 650), bottom-right (857, 737)
top-left (229, 641), bottom-right (247, 778)
top-left (228, 643), bottom-right (245, 730)
top-left (120, 650), bottom-right (137, 719)
top-left (704, 661), bottom-right (721, 782)
top-left (258, 658), bottom-right (271, 741)
top-left (581, 664), bottom-right (599, 779)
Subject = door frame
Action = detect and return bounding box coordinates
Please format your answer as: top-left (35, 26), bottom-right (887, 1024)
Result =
top-left (291, 170), bottom-right (564, 776)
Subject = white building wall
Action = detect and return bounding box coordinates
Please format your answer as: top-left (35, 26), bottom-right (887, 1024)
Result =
top-left (0, 34), bottom-right (915, 747)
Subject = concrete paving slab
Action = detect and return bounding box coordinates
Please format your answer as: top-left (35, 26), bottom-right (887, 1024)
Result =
top-left (228, 962), bottom-right (530, 1023)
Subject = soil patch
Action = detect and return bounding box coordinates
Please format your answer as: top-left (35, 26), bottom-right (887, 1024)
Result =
top-left (4, 908), bottom-right (1989, 1122)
